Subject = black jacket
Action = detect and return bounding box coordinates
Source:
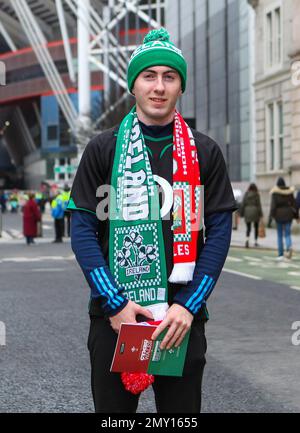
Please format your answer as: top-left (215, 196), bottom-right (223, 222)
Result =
top-left (269, 186), bottom-right (298, 223)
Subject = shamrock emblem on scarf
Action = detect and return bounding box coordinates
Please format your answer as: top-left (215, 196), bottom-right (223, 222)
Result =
top-left (117, 230), bottom-right (158, 280)
top-left (116, 247), bottom-right (131, 267)
top-left (138, 245), bottom-right (158, 264)
top-left (123, 231), bottom-right (143, 249)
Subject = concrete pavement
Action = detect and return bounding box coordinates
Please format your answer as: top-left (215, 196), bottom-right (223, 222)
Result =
top-left (1, 242), bottom-right (300, 412)
top-left (231, 216), bottom-right (300, 252)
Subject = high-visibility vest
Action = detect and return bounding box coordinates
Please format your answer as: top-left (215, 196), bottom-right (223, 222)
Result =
top-left (61, 191), bottom-right (70, 207)
top-left (51, 194), bottom-right (65, 219)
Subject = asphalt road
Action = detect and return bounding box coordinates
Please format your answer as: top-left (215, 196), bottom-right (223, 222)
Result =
top-left (1, 240), bottom-right (300, 413)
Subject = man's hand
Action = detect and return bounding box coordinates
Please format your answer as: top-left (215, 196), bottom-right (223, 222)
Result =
top-left (151, 304), bottom-right (193, 350)
top-left (109, 300), bottom-right (154, 333)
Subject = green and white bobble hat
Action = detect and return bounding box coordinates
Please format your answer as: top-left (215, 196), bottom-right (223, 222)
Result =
top-left (127, 27), bottom-right (187, 93)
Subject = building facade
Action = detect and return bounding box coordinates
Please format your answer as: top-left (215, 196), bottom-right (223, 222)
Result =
top-left (165, 0), bottom-right (254, 185)
top-left (248, 0), bottom-right (300, 216)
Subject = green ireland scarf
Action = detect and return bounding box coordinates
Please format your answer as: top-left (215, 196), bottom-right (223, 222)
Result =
top-left (109, 107), bottom-right (201, 320)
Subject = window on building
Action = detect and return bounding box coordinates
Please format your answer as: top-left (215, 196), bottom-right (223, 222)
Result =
top-left (266, 100), bottom-right (284, 171)
top-left (268, 103), bottom-right (275, 170)
top-left (265, 5), bottom-right (282, 69)
top-left (47, 125), bottom-right (58, 141)
top-left (275, 7), bottom-right (282, 65)
top-left (266, 12), bottom-right (273, 67)
top-left (278, 102), bottom-right (284, 169)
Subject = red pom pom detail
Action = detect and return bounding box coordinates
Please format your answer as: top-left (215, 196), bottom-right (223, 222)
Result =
top-left (121, 372), bottom-right (155, 395)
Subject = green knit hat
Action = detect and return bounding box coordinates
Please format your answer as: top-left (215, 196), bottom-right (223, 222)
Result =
top-left (127, 28), bottom-right (187, 93)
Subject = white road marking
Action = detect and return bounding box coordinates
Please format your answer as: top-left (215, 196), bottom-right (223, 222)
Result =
top-left (2, 257), bottom-right (40, 262)
top-left (243, 256), bottom-right (261, 262)
top-left (277, 262), bottom-right (299, 269)
top-left (223, 268), bottom-right (262, 280)
top-left (29, 268), bottom-right (67, 272)
top-left (1, 256), bottom-right (68, 263)
top-left (226, 256), bottom-right (243, 262)
top-left (7, 229), bottom-right (23, 239)
top-left (0, 231), bottom-right (13, 240)
top-left (263, 256), bottom-right (277, 261)
top-left (290, 286), bottom-right (300, 291)
top-left (31, 256), bottom-right (65, 260)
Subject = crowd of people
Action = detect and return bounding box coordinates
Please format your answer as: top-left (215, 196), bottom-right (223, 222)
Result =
top-left (239, 177), bottom-right (300, 259)
top-left (0, 184), bottom-right (71, 245)
top-left (2, 178), bottom-right (300, 255)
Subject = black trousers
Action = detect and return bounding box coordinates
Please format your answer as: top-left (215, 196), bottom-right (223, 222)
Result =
top-left (25, 236), bottom-right (34, 245)
top-left (54, 218), bottom-right (64, 241)
top-left (246, 222), bottom-right (259, 240)
top-left (87, 316), bottom-right (207, 413)
top-left (64, 211), bottom-right (71, 237)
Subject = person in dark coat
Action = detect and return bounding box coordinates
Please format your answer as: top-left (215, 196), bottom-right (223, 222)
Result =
top-left (22, 193), bottom-right (41, 245)
top-left (239, 183), bottom-right (263, 248)
top-left (296, 189), bottom-right (300, 214)
top-left (0, 190), bottom-right (7, 213)
top-left (269, 177), bottom-right (299, 260)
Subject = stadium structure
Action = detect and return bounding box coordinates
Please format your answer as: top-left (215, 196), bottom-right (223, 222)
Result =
top-left (0, 0), bottom-right (164, 189)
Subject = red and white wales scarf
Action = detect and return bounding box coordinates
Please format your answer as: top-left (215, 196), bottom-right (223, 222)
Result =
top-left (168, 111), bottom-right (201, 284)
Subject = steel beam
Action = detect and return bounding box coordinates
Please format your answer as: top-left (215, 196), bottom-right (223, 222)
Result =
top-left (55, 0), bottom-right (76, 83)
top-left (0, 20), bottom-right (17, 51)
top-left (11, 0), bottom-right (77, 132)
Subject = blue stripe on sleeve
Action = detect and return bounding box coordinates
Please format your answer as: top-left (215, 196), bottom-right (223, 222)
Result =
top-left (185, 275), bottom-right (209, 309)
top-left (93, 268), bottom-right (121, 308)
top-left (90, 271), bottom-right (114, 310)
top-left (71, 210), bottom-right (128, 316)
top-left (100, 268), bottom-right (125, 304)
top-left (190, 277), bottom-right (214, 313)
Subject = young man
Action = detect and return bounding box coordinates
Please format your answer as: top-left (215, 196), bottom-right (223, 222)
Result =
top-left (68, 28), bottom-right (237, 413)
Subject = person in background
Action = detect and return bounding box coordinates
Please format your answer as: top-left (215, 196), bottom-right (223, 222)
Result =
top-left (296, 188), bottom-right (300, 217)
top-left (22, 192), bottom-right (41, 245)
top-left (232, 188), bottom-right (242, 230)
top-left (40, 182), bottom-right (50, 210)
top-left (269, 177), bottom-right (299, 260)
top-left (51, 191), bottom-right (65, 243)
top-left (239, 183), bottom-right (263, 248)
top-left (35, 191), bottom-right (46, 214)
top-left (20, 191), bottom-right (29, 208)
top-left (0, 190), bottom-right (7, 213)
top-left (62, 184), bottom-right (71, 237)
top-left (9, 191), bottom-right (19, 213)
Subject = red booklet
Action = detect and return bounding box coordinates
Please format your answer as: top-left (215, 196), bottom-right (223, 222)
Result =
top-left (110, 321), bottom-right (190, 377)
